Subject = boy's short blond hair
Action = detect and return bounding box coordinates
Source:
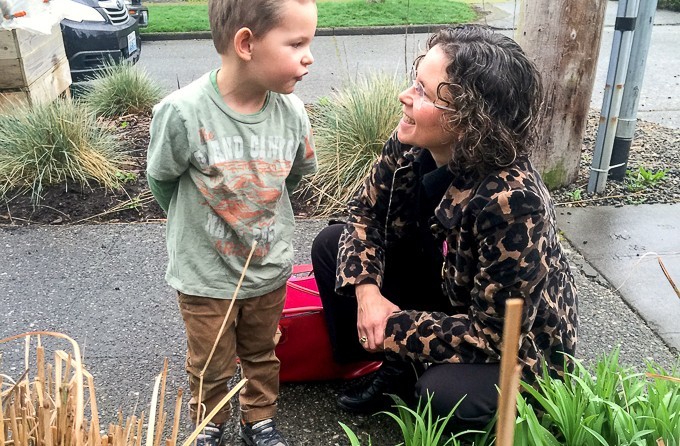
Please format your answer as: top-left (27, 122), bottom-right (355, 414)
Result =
top-left (208, 0), bottom-right (285, 55)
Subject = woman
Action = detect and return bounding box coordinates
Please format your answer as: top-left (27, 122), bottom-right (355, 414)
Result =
top-left (311, 25), bottom-right (578, 428)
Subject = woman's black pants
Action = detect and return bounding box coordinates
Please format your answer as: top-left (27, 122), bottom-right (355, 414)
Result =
top-left (311, 223), bottom-right (500, 427)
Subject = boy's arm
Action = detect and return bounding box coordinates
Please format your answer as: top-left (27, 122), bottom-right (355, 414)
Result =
top-left (287, 103), bottom-right (317, 196)
top-left (147, 175), bottom-right (179, 213)
top-left (146, 100), bottom-right (191, 212)
top-left (285, 173), bottom-right (303, 199)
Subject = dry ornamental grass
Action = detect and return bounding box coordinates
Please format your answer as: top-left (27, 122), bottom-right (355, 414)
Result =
top-left (0, 332), bottom-right (188, 446)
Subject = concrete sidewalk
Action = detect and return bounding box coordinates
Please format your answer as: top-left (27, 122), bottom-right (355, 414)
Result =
top-left (557, 204), bottom-right (680, 352)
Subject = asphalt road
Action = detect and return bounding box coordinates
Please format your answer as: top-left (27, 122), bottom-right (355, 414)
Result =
top-left (137, 32), bottom-right (429, 106)
top-left (1, 220), bottom-right (677, 445)
top-left (138, 26), bottom-right (680, 128)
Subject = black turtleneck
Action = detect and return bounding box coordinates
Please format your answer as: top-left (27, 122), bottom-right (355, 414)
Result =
top-left (413, 149), bottom-right (454, 281)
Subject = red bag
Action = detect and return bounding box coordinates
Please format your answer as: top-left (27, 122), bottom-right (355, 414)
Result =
top-left (276, 264), bottom-right (381, 383)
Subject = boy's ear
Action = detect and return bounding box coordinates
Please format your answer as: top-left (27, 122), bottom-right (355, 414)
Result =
top-left (233, 27), bottom-right (254, 61)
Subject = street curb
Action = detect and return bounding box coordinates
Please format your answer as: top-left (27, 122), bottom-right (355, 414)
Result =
top-left (140, 23), bottom-right (512, 41)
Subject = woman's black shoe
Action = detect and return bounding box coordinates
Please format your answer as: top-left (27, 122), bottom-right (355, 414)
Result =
top-left (336, 361), bottom-right (419, 414)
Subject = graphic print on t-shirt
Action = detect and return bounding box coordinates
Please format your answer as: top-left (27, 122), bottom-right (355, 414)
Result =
top-left (192, 130), bottom-right (300, 258)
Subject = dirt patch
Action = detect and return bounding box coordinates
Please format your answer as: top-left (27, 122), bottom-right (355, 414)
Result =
top-left (0, 113), bottom-right (313, 226)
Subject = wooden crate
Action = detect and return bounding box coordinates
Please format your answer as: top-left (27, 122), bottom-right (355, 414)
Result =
top-left (0, 24), bottom-right (72, 109)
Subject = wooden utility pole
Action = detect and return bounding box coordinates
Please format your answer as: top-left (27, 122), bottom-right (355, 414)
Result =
top-left (516, 0), bottom-right (608, 189)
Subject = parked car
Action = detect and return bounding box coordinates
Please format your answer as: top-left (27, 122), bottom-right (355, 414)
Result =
top-left (60, 0), bottom-right (142, 83)
top-left (125, 0), bottom-right (148, 27)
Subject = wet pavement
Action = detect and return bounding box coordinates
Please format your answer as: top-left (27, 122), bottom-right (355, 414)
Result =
top-left (0, 221), bottom-right (677, 445)
top-left (557, 204), bottom-right (680, 351)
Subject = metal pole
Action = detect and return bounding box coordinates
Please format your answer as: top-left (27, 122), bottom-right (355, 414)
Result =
top-left (609, 0), bottom-right (658, 180)
top-left (588, 0), bottom-right (640, 193)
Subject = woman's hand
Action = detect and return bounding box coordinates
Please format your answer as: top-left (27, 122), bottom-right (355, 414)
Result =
top-left (355, 283), bottom-right (401, 352)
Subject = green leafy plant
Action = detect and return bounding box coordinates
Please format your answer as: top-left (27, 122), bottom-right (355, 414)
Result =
top-left (519, 350), bottom-right (680, 446)
top-left (339, 351), bottom-right (679, 446)
top-left (340, 394), bottom-right (480, 446)
top-left (658, 0), bottom-right (680, 12)
top-left (382, 394), bottom-right (478, 445)
top-left (80, 61), bottom-right (163, 117)
top-left (339, 422), bottom-right (373, 446)
top-left (115, 170), bottom-right (138, 183)
top-left (627, 197), bottom-right (648, 205)
top-left (626, 166), bottom-right (667, 192)
top-left (0, 99), bottom-right (129, 204)
top-left (566, 188), bottom-right (583, 201)
top-left (301, 72), bottom-right (406, 216)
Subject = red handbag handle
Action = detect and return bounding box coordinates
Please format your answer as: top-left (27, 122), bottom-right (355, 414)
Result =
top-left (281, 306), bottom-right (323, 316)
top-left (287, 281), bottom-right (319, 296)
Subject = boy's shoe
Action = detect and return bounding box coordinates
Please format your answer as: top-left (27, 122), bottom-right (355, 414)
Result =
top-left (195, 421), bottom-right (228, 446)
top-left (239, 418), bottom-right (289, 446)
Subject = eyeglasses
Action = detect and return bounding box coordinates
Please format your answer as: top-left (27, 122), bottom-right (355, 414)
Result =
top-left (410, 78), bottom-right (455, 112)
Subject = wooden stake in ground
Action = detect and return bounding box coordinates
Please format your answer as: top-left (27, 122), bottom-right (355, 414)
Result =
top-left (495, 298), bottom-right (524, 446)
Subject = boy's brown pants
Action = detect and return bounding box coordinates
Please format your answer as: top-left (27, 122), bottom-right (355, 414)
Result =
top-left (177, 285), bottom-right (286, 425)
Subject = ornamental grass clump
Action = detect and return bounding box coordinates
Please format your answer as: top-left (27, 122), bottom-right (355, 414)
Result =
top-left (0, 99), bottom-right (129, 204)
top-left (0, 332), bottom-right (183, 446)
top-left (301, 72), bottom-right (406, 216)
top-left (0, 332), bottom-right (244, 446)
top-left (80, 61), bottom-right (163, 117)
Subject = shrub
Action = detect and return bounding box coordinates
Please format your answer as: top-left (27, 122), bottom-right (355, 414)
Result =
top-left (80, 61), bottom-right (163, 117)
top-left (301, 72), bottom-right (406, 217)
top-left (0, 99), bottom-right (129, 204)
top-left (658, 0), bottom-right (680, 11)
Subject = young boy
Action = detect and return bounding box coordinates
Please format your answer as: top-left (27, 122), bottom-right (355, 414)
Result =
top-left (146, 0), bottom-right (317, 445)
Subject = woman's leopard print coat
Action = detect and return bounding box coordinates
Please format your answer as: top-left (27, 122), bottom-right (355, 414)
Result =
top-left (336, 135), bottom-right (578, 383)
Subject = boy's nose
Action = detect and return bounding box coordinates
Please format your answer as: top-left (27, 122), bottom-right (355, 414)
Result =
top-left (303, 49), bottom-right (314, 66)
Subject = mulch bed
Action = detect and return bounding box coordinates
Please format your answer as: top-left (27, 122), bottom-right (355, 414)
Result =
top-left (2, 111), bottom-right (678, 226)
top-left (1, 114), bottom-right (164, 226)
top-left (0, 113), bottom-right (312, 226)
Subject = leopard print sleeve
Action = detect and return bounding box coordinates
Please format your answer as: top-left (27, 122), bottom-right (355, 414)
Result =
top-left (335, 133), bottom-right (406, 294)
top-left (383, 188), bottom-right (549, 365)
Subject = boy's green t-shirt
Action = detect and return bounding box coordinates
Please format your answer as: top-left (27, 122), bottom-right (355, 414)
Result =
top-left (147, 71), bottom-right (317, 299)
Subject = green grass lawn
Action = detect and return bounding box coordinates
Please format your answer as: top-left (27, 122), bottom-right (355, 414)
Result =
top-left (142, 0), bottom-right (477, 33)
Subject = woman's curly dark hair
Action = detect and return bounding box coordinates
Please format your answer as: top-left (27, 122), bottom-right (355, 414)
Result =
top-left (418, 25), bottom-right (542, 174)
